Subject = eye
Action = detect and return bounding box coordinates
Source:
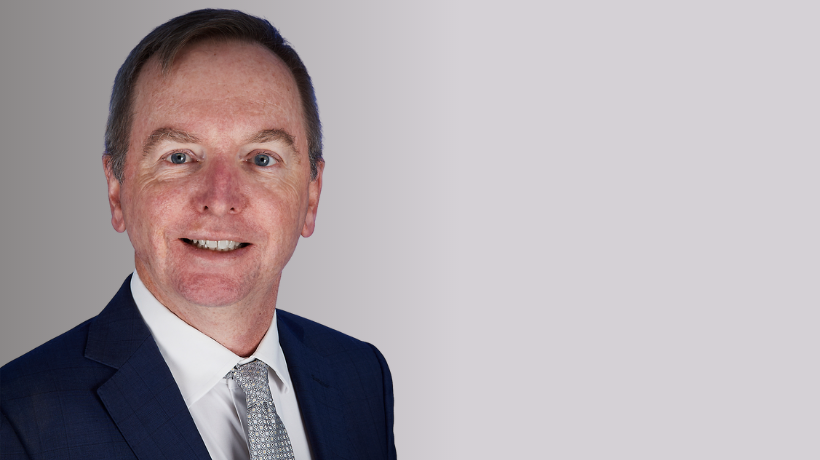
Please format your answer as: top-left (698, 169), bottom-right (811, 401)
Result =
top-left (166, 152), bottom-right (191, 164)
top-left (253, 153), bottom-right (274, 167)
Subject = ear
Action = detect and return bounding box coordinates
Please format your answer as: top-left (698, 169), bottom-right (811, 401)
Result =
top-left (103, 155), bottom-right (127, 233)
top-left (301, 160), bottom-right (324, 238)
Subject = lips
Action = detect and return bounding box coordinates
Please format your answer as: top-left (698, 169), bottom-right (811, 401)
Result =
top-left (181, 238), bottom-right (249, 252)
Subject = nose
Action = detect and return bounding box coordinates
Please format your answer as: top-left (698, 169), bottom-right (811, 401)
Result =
top-left (194, 158), bottom-right (247, 215)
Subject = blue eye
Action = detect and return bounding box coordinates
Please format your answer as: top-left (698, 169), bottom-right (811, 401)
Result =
top-left (253, 154), bottom-right (273, 166)
top-left (168, 152), bottom-right (189, 164)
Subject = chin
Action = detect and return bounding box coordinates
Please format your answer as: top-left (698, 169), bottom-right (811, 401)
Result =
top-left (172, 274), bottom-right (256, 308)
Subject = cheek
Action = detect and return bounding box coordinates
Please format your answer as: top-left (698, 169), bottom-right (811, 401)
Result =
top-left (246, 183), bottom-right (307, 262)
top-left (263, 181), bottom-right (307, 229)
top-left (123, 183), bottom-right (189, 250)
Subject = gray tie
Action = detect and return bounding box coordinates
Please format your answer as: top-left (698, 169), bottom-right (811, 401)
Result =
top-left (229, 359), bottom-right (295, 460)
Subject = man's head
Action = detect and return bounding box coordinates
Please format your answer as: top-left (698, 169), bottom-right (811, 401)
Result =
top-left (103, 10), bottom-right (324, 311)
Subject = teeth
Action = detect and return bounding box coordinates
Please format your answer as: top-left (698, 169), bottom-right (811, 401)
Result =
top-left (190, 239), bottom-right (242, 251)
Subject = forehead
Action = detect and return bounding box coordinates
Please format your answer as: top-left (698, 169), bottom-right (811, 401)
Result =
top-left (130, 39), bottom-right (305, 148)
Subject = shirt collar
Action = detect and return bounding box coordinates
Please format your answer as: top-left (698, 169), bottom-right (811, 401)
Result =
top-left (130, 270), bottom-right (292, 407)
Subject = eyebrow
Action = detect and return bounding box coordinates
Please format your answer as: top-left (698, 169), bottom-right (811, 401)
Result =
top-left (244, 129), bottom-right (296, 150)
top-left (143, 128), bottom-right (200, 154)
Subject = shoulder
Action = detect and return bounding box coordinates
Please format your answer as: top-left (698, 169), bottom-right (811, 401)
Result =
top-left (277, 309), bottom-right (375, 351)
top-left (276, 309), bottom-right (390, 371)
top-left (1, 276), bottom-right (138, 411)
top-left (0, 318), bottom-right (119, 453)
top-left (1, 319), bottom-right (109, 402)
top-left (276, 308), bottom-right (393, 384)
top-left (1, 276), bottom-right (139, 398)
top-left (276, 309), bottom-right (396, 458)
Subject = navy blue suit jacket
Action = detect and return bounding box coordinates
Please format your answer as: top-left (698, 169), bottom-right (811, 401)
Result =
top-left (1, 277), bottom-right (396, 459)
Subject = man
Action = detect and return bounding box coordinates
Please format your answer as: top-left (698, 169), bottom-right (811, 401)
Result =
top-left (1, 9), bottom-right (395, 460)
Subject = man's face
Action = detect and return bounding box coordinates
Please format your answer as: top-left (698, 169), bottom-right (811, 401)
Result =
top-left (105, 40), bottom-right (322, 309)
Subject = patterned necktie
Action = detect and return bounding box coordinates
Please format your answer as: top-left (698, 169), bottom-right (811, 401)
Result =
top-left (229, 359), bottom-right (295, 460)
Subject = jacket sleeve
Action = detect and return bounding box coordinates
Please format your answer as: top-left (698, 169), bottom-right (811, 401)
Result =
top-left (368, 344), bottom-right (397, 460)
top-left (1, 409), bottom-right (31, 460)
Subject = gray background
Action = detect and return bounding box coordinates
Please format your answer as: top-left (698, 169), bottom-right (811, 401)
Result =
top-left (2, 0), bottom-right (819, 458)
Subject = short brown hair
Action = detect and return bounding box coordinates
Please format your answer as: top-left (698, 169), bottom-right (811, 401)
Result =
top-left (104, 9), bottom-right (323, 181)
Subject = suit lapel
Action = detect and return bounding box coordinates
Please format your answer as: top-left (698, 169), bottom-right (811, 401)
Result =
top-left (85, 277), bottom-right (211, 460)
top-left (278, 312), bottom-right (354, 460)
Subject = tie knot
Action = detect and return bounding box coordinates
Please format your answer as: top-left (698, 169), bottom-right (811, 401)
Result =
top-left (230, 359), bottom-right (272, 407)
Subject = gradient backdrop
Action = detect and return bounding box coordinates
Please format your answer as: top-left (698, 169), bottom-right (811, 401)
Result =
top-left (1, 1), bottom-right (819, 458)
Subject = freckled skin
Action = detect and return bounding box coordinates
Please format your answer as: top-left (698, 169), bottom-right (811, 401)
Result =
top-left (103, 40), bottom-right (323, 356)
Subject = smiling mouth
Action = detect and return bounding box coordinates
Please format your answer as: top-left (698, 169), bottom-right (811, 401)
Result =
top-left (181, 238), bottom-right (250, 252)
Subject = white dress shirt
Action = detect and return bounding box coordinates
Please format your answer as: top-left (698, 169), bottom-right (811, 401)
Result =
top-left (130, 271), bottom-right (313, 460)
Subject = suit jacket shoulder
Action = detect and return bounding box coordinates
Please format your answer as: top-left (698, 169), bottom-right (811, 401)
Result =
top-left (276, 309), bottom-right (397, 460)
top-left (1, 318), bottom-right (120, 457)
